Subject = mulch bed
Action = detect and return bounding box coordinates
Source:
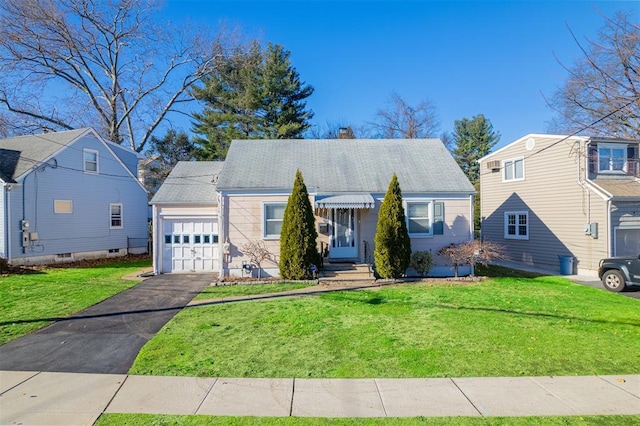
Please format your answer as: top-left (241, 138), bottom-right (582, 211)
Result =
top-left (0, 254), bottom-right (151, 276)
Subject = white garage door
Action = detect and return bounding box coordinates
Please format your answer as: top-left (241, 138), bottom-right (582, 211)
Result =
top-left (162, 218), bottom-right (219, 273)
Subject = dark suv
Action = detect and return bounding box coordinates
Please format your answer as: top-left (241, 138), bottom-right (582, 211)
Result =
top-left (598, 254), bottom-right (640, 292)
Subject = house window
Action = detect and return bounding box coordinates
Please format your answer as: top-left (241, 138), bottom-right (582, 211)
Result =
top-left (110, 203), bottom-right (123, 229)
top-left (54, 200), bottom-right (73, 214)
top-left (598, 144), bottom-right (627, 173)
top-left (83, 149), bottom-right (99, 173)
top-left (406, 202), bottom-right (431, 236)
top-left (504, 211), bottom-right (529, 240)
top-left (264, 203), bottom-right (286, 238)
top-left (503, 158), bottom-right (524, 182)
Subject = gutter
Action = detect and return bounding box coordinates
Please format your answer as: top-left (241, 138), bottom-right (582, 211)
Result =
top-left (3, 183), bottom-right (10, 261)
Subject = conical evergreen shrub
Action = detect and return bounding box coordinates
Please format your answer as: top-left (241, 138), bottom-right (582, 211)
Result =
top-left (374, 174), bottom-right (411, 278)
top-left (279, 170), bottom-right (318, 279)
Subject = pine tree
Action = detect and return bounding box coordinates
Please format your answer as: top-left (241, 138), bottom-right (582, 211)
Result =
top-left (451, 114), bottom-right (500, 185)
top-left (191, 42), bottom-right (313, 160)
top-left (451, 114), bottom-right (500, 234)
top-left (279, 170), bottom-right (318, 279)
top-left (374, 174), bottom-right (411, 279)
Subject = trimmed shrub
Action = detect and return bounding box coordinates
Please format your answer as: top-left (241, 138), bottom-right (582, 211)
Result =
top-left (410, 251), bottom-right (433, 276)
top-left (279, 170), bottom-right (318, 279)
top-left (374, 174), bottom-right (411, 279)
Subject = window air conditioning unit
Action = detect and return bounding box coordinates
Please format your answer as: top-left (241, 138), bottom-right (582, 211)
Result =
top-left (486, 160), bottom-right (501, 171)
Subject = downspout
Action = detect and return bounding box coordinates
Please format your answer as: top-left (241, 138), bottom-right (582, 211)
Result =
top-left (469, 193), bottom-right (475, 241)
top-left (219, 192), bottom-right (226, 278)
top-left (152, 204), bottom-right (158, 274)
top-left (4, 184), bottom-right (10, 262)
top-left (607, 199), bottom-right (612, 256)
top-left (470, 193), bottom-right (475, 276)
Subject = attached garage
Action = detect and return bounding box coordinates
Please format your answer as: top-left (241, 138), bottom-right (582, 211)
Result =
top-left (150, 161), bottom-right (224, 275)
top-left (161, 218), bottom-right (219, 273)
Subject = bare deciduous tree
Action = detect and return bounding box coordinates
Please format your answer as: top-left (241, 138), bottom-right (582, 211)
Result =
top-left (546, 10), bottom-right (640, 138)
top-left (437, 240), bottom-right (507, 277)
top-left (241, 240), bottom-right (276, 279)
top-left (372, 93), bottom-right (440, 139)
top-left (0, 0), bottom-right (232, 152)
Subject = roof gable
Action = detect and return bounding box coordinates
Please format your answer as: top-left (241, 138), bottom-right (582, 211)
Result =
top-left (0, 128), bottom-right (89, 181)
top-left (150, 161), bottom-right (224, 205)
top-left (216, 139), bottom-right (475, 194)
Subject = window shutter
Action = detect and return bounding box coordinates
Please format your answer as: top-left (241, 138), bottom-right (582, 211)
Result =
top-left (433, 202), bottom-right (444, 235)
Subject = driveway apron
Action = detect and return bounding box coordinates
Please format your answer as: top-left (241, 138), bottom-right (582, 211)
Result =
top-left (0, 274), bottom-right (212, 374)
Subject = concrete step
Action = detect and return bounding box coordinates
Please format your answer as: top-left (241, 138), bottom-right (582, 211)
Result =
top-left (322, 263), bottom-right (370, 272)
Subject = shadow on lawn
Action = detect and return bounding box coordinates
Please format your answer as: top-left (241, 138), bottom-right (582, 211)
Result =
top-left (3, 287), bottom-right (638, 329)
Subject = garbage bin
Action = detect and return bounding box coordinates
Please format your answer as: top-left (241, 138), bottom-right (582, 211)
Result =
top-left (558, 255), bottom-right (574, 275)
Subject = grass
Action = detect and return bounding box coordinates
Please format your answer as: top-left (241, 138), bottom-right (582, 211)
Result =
top-left (0, 258), bottom-right (151, 344)
top-left (95, 414), bottom-right (640, 425)
top-left (130, 273), bottom-right (640, 378)
top-left (195, 282), bottom-right (311, 300)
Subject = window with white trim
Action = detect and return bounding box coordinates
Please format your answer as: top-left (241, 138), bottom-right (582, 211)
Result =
top-left (406, 202), bottom-right (431, 236)
top-left (264, 203), bottom-right (285, 238)
top-left (598, 143), bottom-right (627, 173)
top-left (83, 149), bottom-right (99, 173)
top-left (503, 158), bottom-right (524, 182)
top-left (110, 203), bottom-right (123, 229)
top-left (504, 211), bottom-right (528, 239)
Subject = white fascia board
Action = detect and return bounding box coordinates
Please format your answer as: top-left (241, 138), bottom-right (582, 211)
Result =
top-left (89, 128), bottom-right (148, 193)
top-left (477, 133), bottom-right (589, 163)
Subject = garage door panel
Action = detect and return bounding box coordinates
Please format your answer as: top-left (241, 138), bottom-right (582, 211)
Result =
top-left (161, 218), bottom-right (218, 273)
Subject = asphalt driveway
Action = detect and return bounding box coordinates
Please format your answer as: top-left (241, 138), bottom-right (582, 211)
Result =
top-left (0, 274), bottom-right (213, 374)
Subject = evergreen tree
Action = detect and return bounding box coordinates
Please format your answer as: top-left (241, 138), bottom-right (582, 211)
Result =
top-left (451, 115), bottom-right (500, 234)
top-left (279, 170), bottom-right (318, 279)
top-left (451, 114), bottom-right (500, 185)
top-left (374, 174), bottom-right (411, 279)
top-left (191, 42), bottom-right (313, 160)
top-left (262, 44), bottom-right (314, 139)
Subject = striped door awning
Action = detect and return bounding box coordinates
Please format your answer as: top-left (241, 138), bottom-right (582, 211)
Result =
top-left (315, 194), bottom-right (375, 209)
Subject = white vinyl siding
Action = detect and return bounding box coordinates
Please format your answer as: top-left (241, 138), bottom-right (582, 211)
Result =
top-left (504, 211), bottom-right (528, 240)
top-left (503, 158), bottom-right (524, 182)
top-left (83, 149), bottom-right (99, 173)
top-left (406, 201), bottom-right (432, 236)
top-left (263, 203), bottom-right (285, 239)
top-left (598, 143), bottom-right (627, 173)
top-left (110, 203), bottom-right (123, 229)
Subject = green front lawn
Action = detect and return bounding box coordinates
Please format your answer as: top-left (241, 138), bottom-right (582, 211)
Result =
top-left (131, 274), bottom-right (640, 378)
top-left (195, 282), bottom-right (311, 300)
top-left (0, 259), bottom-right (151, 344)
top-left (95, 414), bottom-right (640, 426)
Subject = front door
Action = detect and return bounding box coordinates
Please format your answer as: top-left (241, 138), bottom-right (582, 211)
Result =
top-left (330, 208), bottom-right (357, 259)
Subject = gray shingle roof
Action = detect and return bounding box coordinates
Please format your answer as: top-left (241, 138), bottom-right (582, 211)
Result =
top-left (0, 128), bottom-right (89, 182)
top-left (150, 161), bottom-right (224, 205)
top-left (215, 139), bottom-right (475, 194)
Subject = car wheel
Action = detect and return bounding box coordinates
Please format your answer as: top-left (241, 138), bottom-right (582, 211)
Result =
top-left (602, 270), bottom-right (626, 293)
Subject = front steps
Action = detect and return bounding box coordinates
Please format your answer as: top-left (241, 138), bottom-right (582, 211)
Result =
top-left (319, 262), bottom-right (374, 281)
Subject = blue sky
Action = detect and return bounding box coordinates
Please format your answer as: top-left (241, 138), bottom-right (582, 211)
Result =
top-left (164, 1), bottom-right (636, 149)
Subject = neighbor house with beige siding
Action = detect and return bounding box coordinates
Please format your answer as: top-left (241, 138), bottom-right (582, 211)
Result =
top-left (215, 138), bottom-right (476, 278)
top-left (479, 134), bottom-right (640, 275)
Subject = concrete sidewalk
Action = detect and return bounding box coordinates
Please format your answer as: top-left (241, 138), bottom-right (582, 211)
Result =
top-left (1, 371), bottom-right (638, 425)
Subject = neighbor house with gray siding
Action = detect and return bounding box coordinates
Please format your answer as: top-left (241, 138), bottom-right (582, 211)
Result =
top-left (479, 134), bottom-right (640, 275)
top-left (215, 138), bottom-right (476, 278)
top-left (0, 128), bottom-right (148, 265)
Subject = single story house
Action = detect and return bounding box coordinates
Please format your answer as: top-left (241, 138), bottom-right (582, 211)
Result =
top-left (0, 128), bottom-right (148, 265)
top-left (479, 133), bottom-right (640, 275)
top-left (215, 138), bottom-right (476, 277)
